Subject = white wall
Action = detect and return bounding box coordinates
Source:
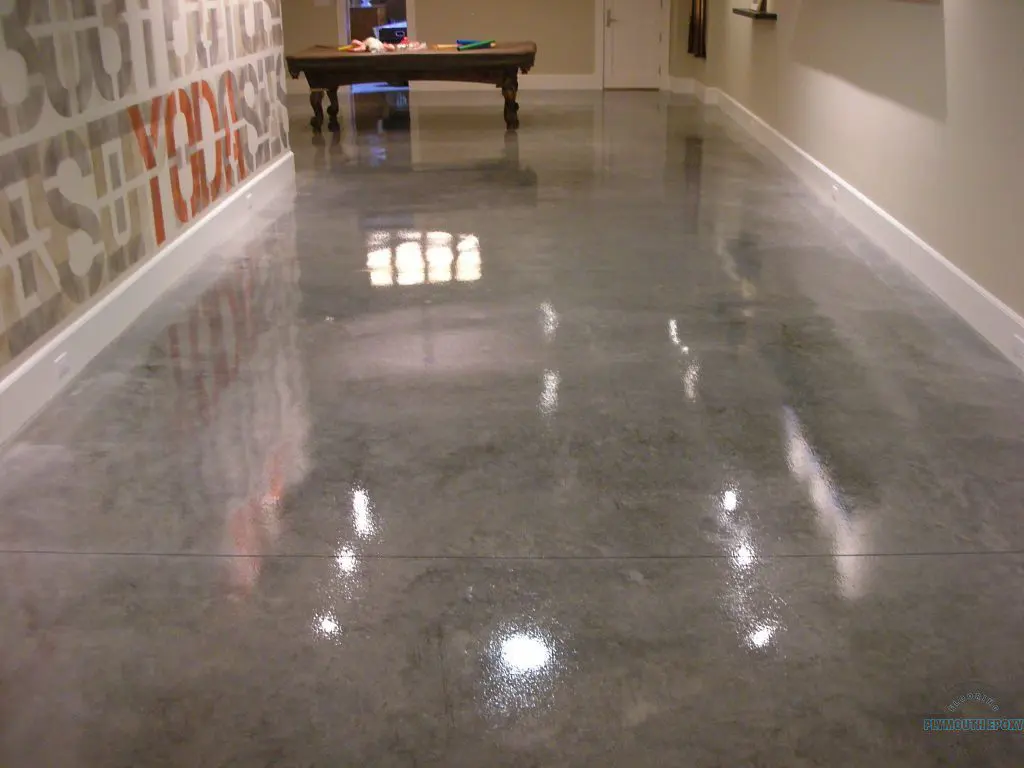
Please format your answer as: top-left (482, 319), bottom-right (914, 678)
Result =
top-left (675, 0), bottom-right (1024, 317)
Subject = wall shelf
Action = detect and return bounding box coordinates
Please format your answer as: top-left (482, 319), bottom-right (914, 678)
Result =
top-left (732, 8), bottom-right (778, 20)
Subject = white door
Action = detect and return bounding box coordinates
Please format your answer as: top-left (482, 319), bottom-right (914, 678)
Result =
top-left (603, 0), bottom-right (666, 89)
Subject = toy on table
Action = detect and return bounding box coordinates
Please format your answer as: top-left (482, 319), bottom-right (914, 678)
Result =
top-left (433, 40), bottom-right (496, 51)
top-left (341, 37), bottom-right (394, 53)
top-left (455, 39), bottom-right (496, 50)
top-left (336, 36), bottom-right (426, 53)
top-left (330, 37), bottom-right (490, 53)
top-left (396, 37), bottom-right (427, 50)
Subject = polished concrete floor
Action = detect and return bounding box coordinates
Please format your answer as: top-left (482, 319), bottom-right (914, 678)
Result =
top-left (3, 90), bottom-right (1024, 766)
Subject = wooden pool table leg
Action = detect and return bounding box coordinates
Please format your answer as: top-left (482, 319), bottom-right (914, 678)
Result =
top-left (501, 72), bottom-right (520, 131)
top-left (310, 89), bottom-right (325, 133)
top-left (326, 87), bottom-right (341, 132)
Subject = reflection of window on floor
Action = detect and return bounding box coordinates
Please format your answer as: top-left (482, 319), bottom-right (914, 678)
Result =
top-left (366, 230), bottom-right (481, 287)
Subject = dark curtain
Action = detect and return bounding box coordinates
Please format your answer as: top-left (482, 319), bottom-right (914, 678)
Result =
top-left (688, 0), bottom-right (707, 59)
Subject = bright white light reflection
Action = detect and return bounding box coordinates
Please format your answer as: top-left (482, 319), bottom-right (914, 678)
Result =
top-left (668, 318), bottom-right (679, 345)
top-left (540, 369), bottom-right (560, 416)
top-left (683, 362), bottom-right (700, 401)
top-left (370, 269), bottom-right (393, 287)
top-left (783, 407), bottom-right (867, 599)
top-left (367, 247), bottom-right (394, 287)
top-left (313, 612), bottom-right (341, 640)
top-left (367, 247), bottom-right (391, 268)
top-left (668, 319), bottom-right (690, 354)
top-left (747, 624), bottom-right (774, 649)
top-left (395, 241), bottom-right (425, 286)
top-left (369, 232), bottom-right (480, 287)
top-left (541, 302), bottom-right (559, 340)
top-left (733, 542), bottom-right (754, 568)
top-left (501, 633), bottom-right (551, 674)
top-left (352, 488), bottom-right (375, 537)
top-left (336, 547), bottom-right (357, 574)
top-left (426, 245), bottom-right (454, 283)
top-left (456, 247), bottom-right (481, 282)
top-left (722, 489), bottom-right (738, 512)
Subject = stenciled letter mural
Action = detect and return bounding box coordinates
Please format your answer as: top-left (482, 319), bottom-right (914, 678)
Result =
top-left (0, 0), bottom-right (290, 372)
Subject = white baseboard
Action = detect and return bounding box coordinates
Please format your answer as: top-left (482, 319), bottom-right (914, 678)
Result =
top-left (695, 84), bottom-right (1024, 375)
top-left (0, 152), bottom-right (297, 447)
top-left (412, 73), bottom-right (603, 92)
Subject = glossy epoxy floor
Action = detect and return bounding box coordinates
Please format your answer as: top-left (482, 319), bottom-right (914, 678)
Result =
top-left (3, 91), bottom-right (1024, 766)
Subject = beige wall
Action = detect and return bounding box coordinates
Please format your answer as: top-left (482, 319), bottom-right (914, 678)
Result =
top-left (414, 0), bottom-right (597, 75)
top-left (283, 0), bottom-right (342, 53)
top-left (671, 0), bottom-right (1024, 316)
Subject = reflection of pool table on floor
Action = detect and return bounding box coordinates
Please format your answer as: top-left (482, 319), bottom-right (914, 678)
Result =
top-left (286, 42), bottom-right (537, 133)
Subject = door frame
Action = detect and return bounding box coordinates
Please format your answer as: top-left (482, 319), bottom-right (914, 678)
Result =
top-left (337, 1), bottom-right (348, 43)
top-left (405, 0), bottom-right (418, 40)
top-left (597, 0), bottom-right (672, 90)
top-left (342, 0), bottom-right (417, 42)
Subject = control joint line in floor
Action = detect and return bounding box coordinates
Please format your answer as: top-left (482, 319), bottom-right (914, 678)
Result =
top-left (0, 549), bottom-right (1022, 560)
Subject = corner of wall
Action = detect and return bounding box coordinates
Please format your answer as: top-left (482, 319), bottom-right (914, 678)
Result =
top-left (693, 85), bottom-right (1024, 376)
top-left (0, 154), bottom-right (297, 448)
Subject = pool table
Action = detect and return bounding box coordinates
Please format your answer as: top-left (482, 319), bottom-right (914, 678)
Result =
top-left (286, 42), bottom-right (537, 133)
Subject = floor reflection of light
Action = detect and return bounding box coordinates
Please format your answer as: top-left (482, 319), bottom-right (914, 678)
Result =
top-left (683, 362), bottom-right (700, 401)
top-left (352, 487), bottom-right (376, 537)
top-left (541, 302), bottom-right (559, 340)
top-left (484, 623), bottom-right (568, 716)
top-left (721, 489), bottom-right (738, 512)
top-left (367, 247), bottom-right (391, 268)
top-left (668, 319), bottom-right (690, 354)
top-left (367, 246), bottom-right (393, 287)
top-left (368, 232), bottom-right (481, 287)
top-left (747, 624), bottom-right (775, 649)
top-left (501, 633), bottom-right (551, 674)
top-left (335, 547), bottom-right (357, 574)
top-left (456, 235), bottom-right (481, 282)
top-left (395, 241), bottom-right (425, 286)
top-left (783, 407), bottom-right (868, 600)
top-left (714, 481), bottom-right (786, 652)
top-left (313, 612), bottom-right (342, 641)
top-left (540, 369), bottom-right (560, 416)
top-left (733, 542), bottom-right (754, 568)
top-left (426, 244), bottom-right (454, 283)
top-left (370, 270), bottom-right (393, 287)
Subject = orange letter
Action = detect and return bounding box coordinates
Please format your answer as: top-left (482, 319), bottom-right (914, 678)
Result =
top-left (192, 80), bottom-right (223, 205)
top-left (128, 97), bottom-right (167, 245)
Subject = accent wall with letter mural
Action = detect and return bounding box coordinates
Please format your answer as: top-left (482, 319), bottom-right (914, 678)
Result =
top-left (0, 0), bottom-right (291, 375)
